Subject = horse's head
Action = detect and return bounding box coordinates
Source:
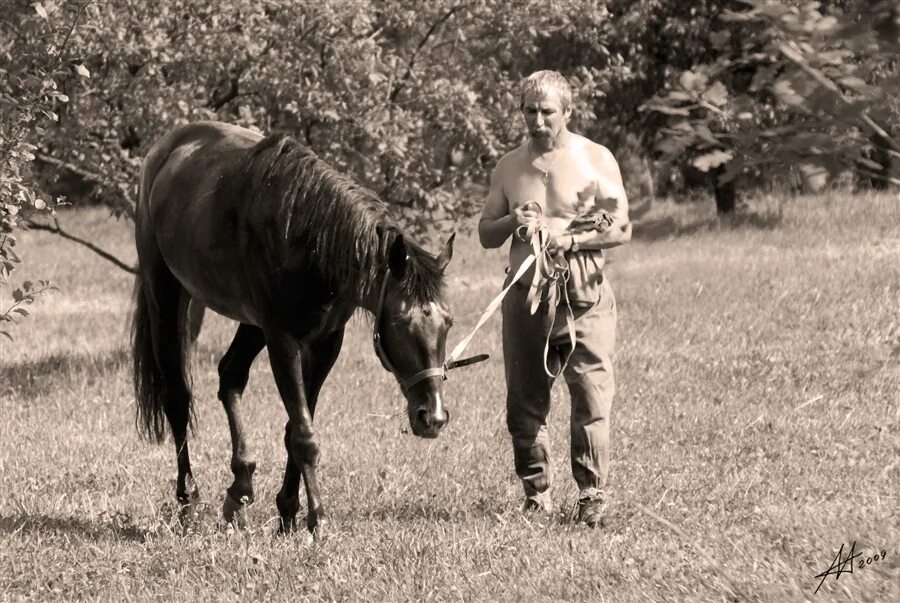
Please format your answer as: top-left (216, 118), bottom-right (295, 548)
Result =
top-left (373, 233), bottom-right (455, 438)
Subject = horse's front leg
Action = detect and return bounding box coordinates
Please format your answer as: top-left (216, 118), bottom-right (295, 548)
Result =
top-left (275, 329), bottom-right (346, 534)
top-left (266, 332), bottom-right (326, 536)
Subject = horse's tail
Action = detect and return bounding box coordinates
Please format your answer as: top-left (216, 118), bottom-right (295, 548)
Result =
top-left (131, 135), bottom-right (194, 443)
top-left (131, 278), bottom-right (165, 442)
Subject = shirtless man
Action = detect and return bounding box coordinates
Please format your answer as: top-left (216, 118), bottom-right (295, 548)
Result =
top-left (478, 70), bottom-right (631, 526)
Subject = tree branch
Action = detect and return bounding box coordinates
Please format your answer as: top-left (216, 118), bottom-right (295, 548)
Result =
top-left (25, 218), bottom-right (137, 274)
top-left (208, 76), bottom-right (240, 110)
top-left (855, 168), bottom-right (900, 187)
top-left (33, 152), bottom-right (136, 215)
top-left (777, 42), bottom-right (900, 153)
top-left (389, 3), bottom-right (471, 103)
top-left (34, 152), bottom-right (111, 189)
top-left (55, 1), bottom-right (93, 62)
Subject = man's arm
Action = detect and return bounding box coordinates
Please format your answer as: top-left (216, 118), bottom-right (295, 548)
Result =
top-left (478, 162), bottom-right (516, 249)
top-left (570, 146), bottom-right (631, 250)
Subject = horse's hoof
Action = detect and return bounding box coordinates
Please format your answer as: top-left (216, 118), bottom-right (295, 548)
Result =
top-left (275, 493), bottom-right (301, 535)
top-left (307, 515), bottom-right (329, 541)
top-left (277, 514), bottom-right (299, 536)
top-left (178, 501), bottom-right (204, 533)
top-left (222, 492), bottom-right (252, 528)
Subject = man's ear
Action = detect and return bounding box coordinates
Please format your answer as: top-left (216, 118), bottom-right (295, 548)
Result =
top-left (388, 234), bottom-right (408, 279)
top-left (436, 232), bottom-right (455, 273)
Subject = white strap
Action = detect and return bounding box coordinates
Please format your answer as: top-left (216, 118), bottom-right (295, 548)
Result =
top-left (445, 253), bottom-right (536, 365)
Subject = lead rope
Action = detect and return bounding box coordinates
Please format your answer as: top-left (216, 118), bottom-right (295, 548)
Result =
top-left (447, 222), bottom-right (576, 380)
top-left (520, 205), bottom-right (577, 378)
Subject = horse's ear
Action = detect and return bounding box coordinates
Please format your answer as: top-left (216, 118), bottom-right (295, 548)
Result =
top-left (388, 234), bottom-right (408, 279)
top-left (436, 232), bottom-right (455, 273)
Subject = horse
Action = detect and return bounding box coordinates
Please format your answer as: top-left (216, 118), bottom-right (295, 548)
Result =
top-left (131, 121), bottom-right (456, 535)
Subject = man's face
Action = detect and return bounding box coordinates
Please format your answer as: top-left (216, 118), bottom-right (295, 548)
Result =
top-left (522, 91), bottom-right (571, 142)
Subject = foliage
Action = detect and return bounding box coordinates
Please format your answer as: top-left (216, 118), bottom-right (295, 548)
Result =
top-left (0, 0), bottom-right (80, 332)
top-left (4, 0), bottom-right (730, 235)
top-left (0, 279), bottom-right (57, 340)
top-left (643, 0), bottom-right (900, 190)
top-left (3, 0), bottom-right (899, 330)
top-left (6, 1), bottom-right (530, 235)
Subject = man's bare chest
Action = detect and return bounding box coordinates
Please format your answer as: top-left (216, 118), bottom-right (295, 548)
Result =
top-left (504, 153), bottom-right (600, 220)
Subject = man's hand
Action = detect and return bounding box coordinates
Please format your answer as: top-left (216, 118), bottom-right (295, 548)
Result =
top-left (513, 202), bottom-right (543, 239)
top-left (546, 232), bottom-right (574, 258)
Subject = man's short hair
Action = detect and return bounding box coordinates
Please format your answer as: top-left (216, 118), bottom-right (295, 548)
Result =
top-left (520, 70), bottom-right (572, 110)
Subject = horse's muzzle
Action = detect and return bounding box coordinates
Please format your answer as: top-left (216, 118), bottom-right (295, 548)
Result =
top-left (411, 405), bottom-right (449, 438)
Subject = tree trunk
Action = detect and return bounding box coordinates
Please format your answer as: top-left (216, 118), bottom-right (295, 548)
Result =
top-left (713, 165), bottom-right (736, 214)
top-left (869, 129), bottom-right (896, 190)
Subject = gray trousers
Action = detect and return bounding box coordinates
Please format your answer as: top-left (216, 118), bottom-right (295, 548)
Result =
top-left (502, 275), bottom-right (617, 496)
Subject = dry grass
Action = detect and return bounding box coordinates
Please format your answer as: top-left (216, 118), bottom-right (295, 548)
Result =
top-left (1, 192), bottom-right (898, 601)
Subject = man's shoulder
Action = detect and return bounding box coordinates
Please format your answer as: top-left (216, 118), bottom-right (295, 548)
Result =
top-left (497, 143), bottom-right (529, 166)
top-left (571, 134), bottom-right (616, 164)
top-left (491, 143), bottom-right (529, 178)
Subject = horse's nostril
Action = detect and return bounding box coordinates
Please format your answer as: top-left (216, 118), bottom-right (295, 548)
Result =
top-left (416, 408), bottom-right (431, 427)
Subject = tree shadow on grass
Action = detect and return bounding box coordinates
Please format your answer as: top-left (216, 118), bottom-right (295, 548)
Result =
top-left (0, 347), bottom-right (131, 398)
top-left (363, 497), bottom-right (520, 523)
top-left (363, 502), bottom-right (460, 523)
top-left (0, 511), bottom-right (149, 543)
top-left (633, 209), bottom-right (784, 243)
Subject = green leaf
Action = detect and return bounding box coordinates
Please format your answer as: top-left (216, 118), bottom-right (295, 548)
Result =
top-left (717, 157), bottom-right (745, 185)
top-left (839, 76), bottom-right (872, 94)
top-left (679, 70), bottom-right (707, 93)
top-left (772, 77), bottom-right (804, 108)
top-left (694, 124), bottom-right (720, 146)
top-left (693, 149), bottom-right (734, 172)
top-left (815, 16), bottom-right (837, 32)
top-left (73, 63), bottom-right (90, 78)
top-left (33, 2), bottom-right (48, 19)
top-left (701, 81), bottom-right (727, 106)
top-left (655, 137), bottom-right (688, 156)
top-left (12, 288), bottom-right (24, 302)
top-left (13, 308), bottom-right (29, 317)
top-left (856, 157), bottom-right (884, 171)
top-left (645, 103), bottom-right (691, 116)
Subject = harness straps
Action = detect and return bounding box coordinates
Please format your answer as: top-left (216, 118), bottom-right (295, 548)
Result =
top-left (373, 270), bottom-right (489, 392)
top-left (444, 253), bottom-right (537, 368)
top-left (375, 204), bottom-right (586, 387)
top-left (541, 268), bottom-right (576, 379)
top-left (518, 207), bottom-right (578, 379)
top-left (448, 220), bottom-right (577, 380)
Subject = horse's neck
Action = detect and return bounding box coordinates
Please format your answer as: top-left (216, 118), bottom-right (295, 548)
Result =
top-left (353, 269), bottom-right (388, 316)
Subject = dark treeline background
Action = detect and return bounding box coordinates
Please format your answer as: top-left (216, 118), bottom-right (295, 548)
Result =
top-left (1, 0), bottom-right (898, 288)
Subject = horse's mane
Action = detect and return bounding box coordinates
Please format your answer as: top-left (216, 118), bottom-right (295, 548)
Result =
top-left (241, 134), bottom-right (444, 303)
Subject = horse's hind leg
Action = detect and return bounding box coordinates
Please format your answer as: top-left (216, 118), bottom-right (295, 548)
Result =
top-left (275, 329), bottom-right (345, 535)
top-left (138, 259), bottom-right (200, 515)
top-left (217, 323), bottom-right (266, 525)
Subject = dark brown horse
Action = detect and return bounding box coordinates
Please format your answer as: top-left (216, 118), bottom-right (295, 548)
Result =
top-left (132, 121), bottom-right (455, 535)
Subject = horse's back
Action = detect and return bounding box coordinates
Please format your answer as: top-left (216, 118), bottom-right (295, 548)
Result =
top-left (137, 121), bottom-right (270, 324)
top-left (139, 121), bottom-right (262, 218)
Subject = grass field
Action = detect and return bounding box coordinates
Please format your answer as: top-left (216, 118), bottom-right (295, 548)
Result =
top-left (1, 192), bottom-right (898, 601)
